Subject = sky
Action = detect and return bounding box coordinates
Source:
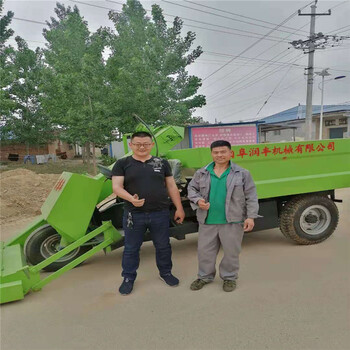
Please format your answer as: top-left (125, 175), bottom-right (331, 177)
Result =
top-left (4, 0), bottom-right (350, 124)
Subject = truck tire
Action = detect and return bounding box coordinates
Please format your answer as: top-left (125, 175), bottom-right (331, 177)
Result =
top-left (280, 194), bottom-right (339, 245)
top-left (24, 225), bottom-right (91, 272)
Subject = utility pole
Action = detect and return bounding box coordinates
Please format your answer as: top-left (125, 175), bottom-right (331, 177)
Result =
top-left (315, 70), bottom-right (346, 140)
top-left (290, 0), bottom-right (331, 140)
top-left (315, 68), bottom-right (330, 140)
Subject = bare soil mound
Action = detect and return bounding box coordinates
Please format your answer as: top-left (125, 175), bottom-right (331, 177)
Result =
top-left (0, 169), bottom-right (60, 224)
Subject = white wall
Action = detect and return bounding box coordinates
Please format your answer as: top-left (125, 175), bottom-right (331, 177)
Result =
top-left (109, 141), bottom-right (127, 159)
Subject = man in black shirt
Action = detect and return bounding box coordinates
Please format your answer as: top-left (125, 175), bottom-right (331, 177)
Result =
top-left (112, 131), bottom-right (185, 295)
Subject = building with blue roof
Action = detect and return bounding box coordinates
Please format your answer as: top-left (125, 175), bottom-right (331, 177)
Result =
top-left (258, 104), bottom-right (350, 142)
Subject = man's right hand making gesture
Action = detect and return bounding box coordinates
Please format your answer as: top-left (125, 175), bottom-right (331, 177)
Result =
top-left (130, 194), bottom-right (145, 207)
top-left (197, 199), bottom-right (210, 210)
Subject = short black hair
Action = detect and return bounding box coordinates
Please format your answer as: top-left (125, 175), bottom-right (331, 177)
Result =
top-left (131, 131), bottom-right (153, 140)
top-left (210, 140), bottom-right (231, 150)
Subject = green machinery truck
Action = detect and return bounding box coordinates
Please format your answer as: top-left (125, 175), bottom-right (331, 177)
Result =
top-left (1, 124), bottom-right (350, 304)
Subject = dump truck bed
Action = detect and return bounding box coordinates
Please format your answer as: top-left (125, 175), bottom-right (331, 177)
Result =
top-left (167, 138), bottom-right (350, 199)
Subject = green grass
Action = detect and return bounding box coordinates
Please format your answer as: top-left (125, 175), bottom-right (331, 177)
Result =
top-left (0, 159), bottom-right (93, 175)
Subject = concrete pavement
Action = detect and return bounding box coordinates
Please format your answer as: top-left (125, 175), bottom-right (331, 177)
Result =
top-left (1, 188), bottom-right (349, 350)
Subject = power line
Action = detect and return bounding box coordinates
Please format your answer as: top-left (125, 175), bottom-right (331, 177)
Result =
top-left (170, 19), bottom-right (291, 44)
top-left (8, 38), bottom-right (47, 45)
top-left (328, 0), bottom-right (349, 11)
top-left (319, 46), bottom-right (350, 52)
top-left (197, 56), bottom-right (305, 69)
top-left (180, 23), bottom-right (287, 43)
top-left (195, 59), bottom-right (291, 68)
top-left (7, 38), bottom-right (46, 49)
top-left (207, 1), bottom-right (347, 108)
top-left (202, 46), bottom-right (296, 93)
top-left (228, 54), bottom-right (305, 97)
top-left (207, 75), bottom-right (305, 111)
top-left (106, 0), bottom-right (290, 43)
top-left (328, 67), bottom-right (350, 73)
top-left (13, 17), bottom-right (46, 25)
top-left (200, 13), bottom-right (315, 92)
top-left (206, 93), bottom-right (272, 110)
top-left (71, 0), bottom-right (115, 11)
top-left (327, 24), bottom-right (350, 34)
top-left (162, 0), bottom-right (305, 37)
top-left (70, 0), bottom-right (290, 43)
top-left (201, 2), bottom-right (313, 82)
top-left (202, 51), bottom-right (308, 69)
top-left (206, 49), bottom-right (296, 100)
top-left (7, 5), bottom-right (303, 53)
top-left (209, 53), bottom-right (305, 104)
top-left (202, 50), bottom-right (350, 75)
top-left (219, 99), bottom-right (269, 122)
top-left (206, 50), bottom-right (300, 99)
top-left (255, 65), bottom-right (294, 117)
top-left (183, 0), bottom-right (310, 35)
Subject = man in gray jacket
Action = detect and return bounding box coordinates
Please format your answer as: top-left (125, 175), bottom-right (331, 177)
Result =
top-left (188, 140), bottom-right (259, 292)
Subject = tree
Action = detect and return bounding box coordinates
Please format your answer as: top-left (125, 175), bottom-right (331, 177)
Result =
top-left (41, 3), bottom-right (114, 174)
top-left (1, 37), bottom-right (54, 153)
top-left (107, 0), bottom-right (206, 133)
top-left (0, 0), bottom-right (16, 124)
top-left (0, 0), bottom-right (14, 48)
top-left (1, 2), bottom-right (54, 153)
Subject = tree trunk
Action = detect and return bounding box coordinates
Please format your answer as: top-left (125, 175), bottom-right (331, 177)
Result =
top-left (87, 95), bottom-right (96, 175)
top-left (91, 142), bottom-right (97, 176)
top-left (85, 142), bottom-right (91, 166)
top-left (82, 146), bottom-right (86, 164)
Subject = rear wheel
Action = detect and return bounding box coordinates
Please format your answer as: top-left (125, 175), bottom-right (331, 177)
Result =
top-left (280, 195), bottom-right (339, 245)
top-left (24, 225), bottom-right (91, 272)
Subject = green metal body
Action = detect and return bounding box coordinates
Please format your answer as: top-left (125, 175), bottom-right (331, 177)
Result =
top-left (5, 216), bottom-right (47, 248)
top-left (123, 124), bottom-right (185, 157)
top-left (0, 222), bottom-right (121, 303)
top-left (167, 138), bottom-right (350, 198)
top-left (41, 172), bottom-right (105, 243)
top-left (1, 122), bottom-right (349, 305)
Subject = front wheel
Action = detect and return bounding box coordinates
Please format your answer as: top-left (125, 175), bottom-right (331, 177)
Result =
top-left (24, 225), bottom-right (91, 272)
top-left (280, 194), bottom-right (339, 245)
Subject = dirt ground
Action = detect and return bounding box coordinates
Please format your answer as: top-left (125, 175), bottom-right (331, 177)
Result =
top-left (1, 186), bottom-right (349, 350)
top-left (0, 169), bottom-right (60, 225)
top-left (0, 158), bottom-right (92, 175)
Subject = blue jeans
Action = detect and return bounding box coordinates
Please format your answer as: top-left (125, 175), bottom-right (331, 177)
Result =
top-left (122, 209), bottom-right (172, 281)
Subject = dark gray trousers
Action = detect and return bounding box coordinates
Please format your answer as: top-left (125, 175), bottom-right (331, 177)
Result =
top-left (197, 223), bottom-right (244, 281)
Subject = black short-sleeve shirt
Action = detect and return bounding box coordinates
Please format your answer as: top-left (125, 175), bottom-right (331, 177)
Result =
top-left (111, 156), bottom-right (173, 212)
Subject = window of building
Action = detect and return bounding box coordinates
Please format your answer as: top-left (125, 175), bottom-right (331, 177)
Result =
top-left (325, 119), bottom-right (336, 126)
top-left (339, 118), bottom-right (348, 125)
top-left (273, 130), bottom-right (281, 136)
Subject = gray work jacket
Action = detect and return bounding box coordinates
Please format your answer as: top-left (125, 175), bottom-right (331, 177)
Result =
top-left (187, 161), bottom-right (259, 224)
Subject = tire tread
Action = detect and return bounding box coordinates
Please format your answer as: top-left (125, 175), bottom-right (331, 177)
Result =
top-left (280, 194), bottom-right (339, 245)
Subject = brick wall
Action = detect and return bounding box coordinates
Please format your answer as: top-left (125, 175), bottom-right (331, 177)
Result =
top-left (0, 143), bottom-right (49, 162)
top-left (48, 140), bottom-right (75, 159)
top-left (0, 140), bottom-right (76, 162)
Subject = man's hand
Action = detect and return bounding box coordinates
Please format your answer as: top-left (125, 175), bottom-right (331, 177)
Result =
top-left (198, 199), bottom-right (210, 210)
top-left (130, 194), bottom-right (145, 207)
top-left (174, 208), bottom-right (185, 224)
top-left (243, 218), bottom-right (254, 232)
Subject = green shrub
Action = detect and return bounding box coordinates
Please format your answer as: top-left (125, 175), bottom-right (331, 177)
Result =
top-left (99, 155), bottom-right (116, 166)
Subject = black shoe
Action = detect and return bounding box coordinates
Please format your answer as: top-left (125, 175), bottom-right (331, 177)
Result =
top-left (160, 273), bottom-right (179, 287)
top-left (119, 278), bottom-right (134, 295)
